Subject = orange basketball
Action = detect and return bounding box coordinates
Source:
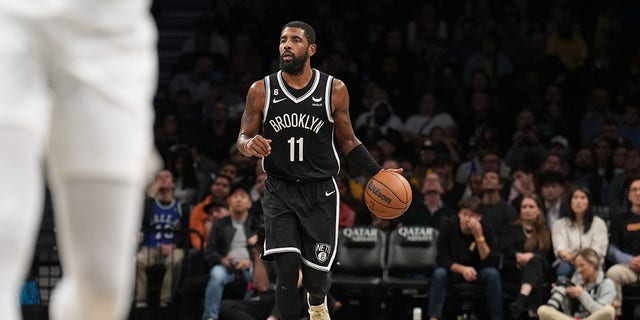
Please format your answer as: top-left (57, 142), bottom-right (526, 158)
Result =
top-left (364, 170), bottom-right (412, 219)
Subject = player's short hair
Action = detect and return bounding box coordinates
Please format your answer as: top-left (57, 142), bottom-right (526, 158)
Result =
top-left (283, 21), bottom-right (316, 44)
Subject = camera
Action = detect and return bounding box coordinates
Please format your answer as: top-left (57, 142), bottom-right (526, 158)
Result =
top-left (230, 259), bottom-right (239, 267)
top-left (555, 276), bottom-right (575, 287)
top-left (546, 286), bottom-right (567, 310)
top-left (546, 276), bottom-right (574, 310)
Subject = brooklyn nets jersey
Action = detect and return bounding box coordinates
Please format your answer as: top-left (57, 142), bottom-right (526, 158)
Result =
top-left (262, 69), bottom-right (340, 182)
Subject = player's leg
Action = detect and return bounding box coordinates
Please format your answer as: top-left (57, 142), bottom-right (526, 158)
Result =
top-left (299, 179), bottom-right (339, 320)
top-left (262, 178), bottom-right (307, 320)
top-left (0, 11), bottom-right (51, 320)
top-left (302, 265), bottom-right (331, 305)
top-left (274, 252), bottom-right (302, 320)
top-left (44, 1), bottom-right (157, 319)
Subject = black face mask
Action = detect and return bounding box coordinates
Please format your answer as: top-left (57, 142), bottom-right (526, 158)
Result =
top-left (280, 50), bottom-right (308, 75)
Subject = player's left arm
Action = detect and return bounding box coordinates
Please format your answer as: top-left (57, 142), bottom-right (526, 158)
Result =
top-left (332, 78), bottom-right (361, 154)
top-left (332, 78), bottom-right (384, 176)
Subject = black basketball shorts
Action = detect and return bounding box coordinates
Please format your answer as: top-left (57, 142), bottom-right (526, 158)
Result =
top-left (262, 176), bottom-right (339, 272)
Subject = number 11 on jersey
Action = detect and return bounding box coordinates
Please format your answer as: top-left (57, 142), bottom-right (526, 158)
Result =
top-left (287, 137), bottom-right (303, 161)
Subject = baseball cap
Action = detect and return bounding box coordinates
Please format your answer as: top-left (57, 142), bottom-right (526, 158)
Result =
top-left (229, 183), bottom-right (251, 196)
top-left (204, 197), bottom-right (228, 213)
top-left (550, 135), bottom-right (569, 149)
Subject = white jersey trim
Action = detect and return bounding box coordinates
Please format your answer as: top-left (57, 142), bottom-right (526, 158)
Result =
top-left (263, 247), bottom-right (301, 256)
top-left (301, 177), bottom-right (340, 272)
top-left (263, 75), bottom-right (272, 122)
top-left (331, 127), bottom-right (340, 176)
top-left (260, 75), bottom-right (271, 174)
top-left (325, 77), bottom-right (340, 176)
top-left (325, 75), bottom-right (334, 123)
top-left (276, 69), bottom-right (320, 103)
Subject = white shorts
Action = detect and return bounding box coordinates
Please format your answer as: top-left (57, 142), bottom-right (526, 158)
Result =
top-left (0, 0), bottom-right (157, 180)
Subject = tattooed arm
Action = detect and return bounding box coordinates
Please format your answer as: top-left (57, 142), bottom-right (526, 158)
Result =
top-left (237, 80), bottom-right (272, 158)
top-left (332, 78), bottom-right (362, 154)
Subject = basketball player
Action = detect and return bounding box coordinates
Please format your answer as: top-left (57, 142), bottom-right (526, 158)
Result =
top-left (237, 21), bottom-right (397, 320)
top-left (0, 1), bottom-right (157, 320)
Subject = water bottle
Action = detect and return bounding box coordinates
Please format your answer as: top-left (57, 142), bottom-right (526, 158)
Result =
top-left (412, 307), bottom-right (422, 320)
top-left (457, 312), bottom-right (476, 320)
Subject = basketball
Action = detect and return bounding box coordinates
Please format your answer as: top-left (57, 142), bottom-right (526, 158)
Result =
top-left (364, 170), bottom-right (412, 219)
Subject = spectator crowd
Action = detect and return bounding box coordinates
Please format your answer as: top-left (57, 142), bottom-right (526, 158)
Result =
top-left (132, 0), bottom-right (640, 319)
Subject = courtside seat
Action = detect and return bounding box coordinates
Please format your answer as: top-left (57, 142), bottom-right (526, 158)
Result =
top-left (383, 226), bottom-right (438, 317)
top-left (622, 283), bottom-right (640, 320)
top-left (384, 226), bottom-right (438, 290)
top-left (332, 227), bottom-right (387, 290)
top-left (448, 282), bottom-right (485, 319)
top-left (331, 227), bottom-right (387, 319)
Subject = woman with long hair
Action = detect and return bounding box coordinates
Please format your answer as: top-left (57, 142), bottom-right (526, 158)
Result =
top-left (551, 187), bottom-right (608, 278)
top-left (501, 194), bottom-right (552, 319)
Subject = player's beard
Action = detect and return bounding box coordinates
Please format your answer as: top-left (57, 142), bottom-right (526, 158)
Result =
top-left (280, 51), bottom-right (308, 75)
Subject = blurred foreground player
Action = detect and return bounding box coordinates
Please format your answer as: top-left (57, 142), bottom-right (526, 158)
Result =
top-left (0, 1), bottom-right (157, 320)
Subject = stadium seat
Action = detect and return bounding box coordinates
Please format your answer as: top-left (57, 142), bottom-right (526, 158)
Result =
top-left (622, 283), bottom-right (640, 320)
top-left (332, 226), bottom-right (387, 290)
top-left (384, 226), bottom-right (439, 316)
top-left (331, 227), bottom-right (387, 317)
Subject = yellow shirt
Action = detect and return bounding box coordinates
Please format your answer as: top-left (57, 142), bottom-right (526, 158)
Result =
top-left (546, 33), bottom-right (588, 70)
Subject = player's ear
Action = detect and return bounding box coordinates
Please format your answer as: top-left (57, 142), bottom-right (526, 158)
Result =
top-left (308, 44), bottom-right (317, 57)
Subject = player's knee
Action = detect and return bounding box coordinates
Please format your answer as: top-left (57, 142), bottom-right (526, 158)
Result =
top-left (48, 117), bottom-right (152, 181)
top-left (73, 257), bottom-right (132, 301)
top-left (88, 274), bottom-right (128, 298)
top-left (274, 252), bottom-right (300, 280)
top-left (61, 276), bottom-right (128, 313)
top-left (275, 270), bottom-right (298, 290)
top-left (273, 253), bottom-right (299, 294)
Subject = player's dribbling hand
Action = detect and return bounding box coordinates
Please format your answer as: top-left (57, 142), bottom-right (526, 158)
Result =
top-left (379, 168), bottom-right (404, 174)
top-left (246, 135), bottom-right (272, 158)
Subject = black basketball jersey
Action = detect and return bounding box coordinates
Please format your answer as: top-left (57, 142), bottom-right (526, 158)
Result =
top-left (261, 69), bottom-right (340, 182)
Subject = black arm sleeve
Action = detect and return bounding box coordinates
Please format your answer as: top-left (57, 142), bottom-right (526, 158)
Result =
top-left (346, 144), bottom-right (382, 176)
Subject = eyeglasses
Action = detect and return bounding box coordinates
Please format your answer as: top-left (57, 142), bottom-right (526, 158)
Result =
top-left (630, 187), bottom-right (640, 193)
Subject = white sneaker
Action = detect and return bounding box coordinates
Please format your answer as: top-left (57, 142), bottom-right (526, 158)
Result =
top-left (307, 293), bottom-right (330, 320)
